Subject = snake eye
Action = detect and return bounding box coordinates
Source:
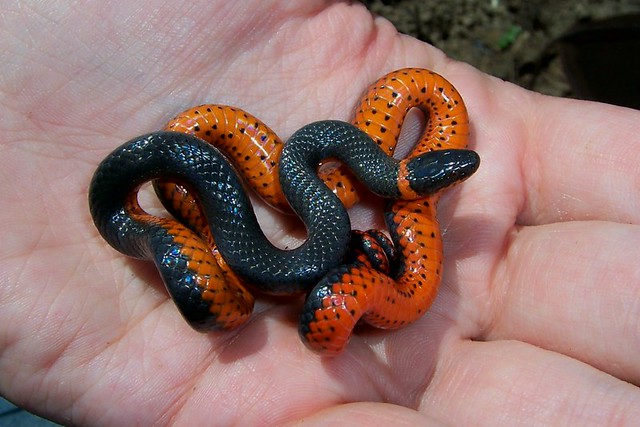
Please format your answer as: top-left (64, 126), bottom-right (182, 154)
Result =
top-left (406, 149), bottom-right (480, 195)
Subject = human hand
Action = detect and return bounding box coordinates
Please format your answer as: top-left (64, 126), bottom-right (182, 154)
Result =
top-left (1, 1), bottom-right (638, 425)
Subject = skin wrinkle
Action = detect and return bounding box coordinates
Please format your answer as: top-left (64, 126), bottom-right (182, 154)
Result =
top-left (141, 353), bottom-right (201, 426)
top-left (297, 4), bottom-right (362, 69)
top-left (82, 353), bottom-right (149, 426)
top-left (459, 83), bottom-right (525, 336)
top-left (600, 231), bottom-right (640, 363)
top-left (517, 99), bottom-right (547, 226)
top-left (117, 282), bottom-right (178, 337)
top-left (6, 5), bottom-right (73, 64)
top-left (6, 296), bottom-right (75, 401)
top-left (236, 364), bottom-right (283, 425)
top-left (102, 327), bottom-right (188, 424)
top-left (420, 340), bottom-right (472, 424)
top-left (503, 229), bottom-right (556, 343)
top-left (193, 354), bottom-right (274, 425)
top-left (349, 352), bottom-right (396, 404)
top-left (6, 16), bottom-right (111, 115)
top-left (522, 100), bottom-right (640, 225)
top-left (629, 288), bottom-right (640, 352)
top-left (482, 226), bottom-right (521, 341)
top-left (524, 353), bottom-right (582, 420)
top-left (380, 358), bottom-right (428, 408)
top-left (282, 7), bottom-right (391, 119)
top-left (323, 350), bottom-right (385, 404)
top-left (458, 189), bottom-right (517, 339)
top-left (481, 222), bottom-right (640, 385)
top-left (454, 340), bottom-right (630, 425)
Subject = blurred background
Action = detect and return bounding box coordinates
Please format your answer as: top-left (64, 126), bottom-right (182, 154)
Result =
top-left (0, 398), bottom-right (58, 426)
top-left (363, 0), bottom-right (640, 108)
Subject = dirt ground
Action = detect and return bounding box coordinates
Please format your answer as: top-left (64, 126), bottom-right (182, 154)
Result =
top-left (362, 0), bottom-right (640, 99)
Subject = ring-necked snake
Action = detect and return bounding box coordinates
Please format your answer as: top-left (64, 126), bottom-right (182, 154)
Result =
top-left (88, 114), bottom-right (478, 330)
top-left (299, 68), bottom-right (476, 354)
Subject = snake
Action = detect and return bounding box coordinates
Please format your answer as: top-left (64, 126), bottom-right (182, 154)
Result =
top-left (88, 116), bottom-right (478, 331)
top-left (299, 68), bottom-right (476, 354)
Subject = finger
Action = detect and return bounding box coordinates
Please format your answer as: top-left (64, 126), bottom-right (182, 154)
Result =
top-left (516, 98), bottom-right (640, 225)
top-left (422, 339), bottom-right (640, 426)
top-left (285, 402), bottom-right (442, 427)
top-left (475, 221), bottom-right (640, 384)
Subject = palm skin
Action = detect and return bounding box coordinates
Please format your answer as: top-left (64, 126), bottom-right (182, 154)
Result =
top-left (1, 1), bottom-right (639, 425)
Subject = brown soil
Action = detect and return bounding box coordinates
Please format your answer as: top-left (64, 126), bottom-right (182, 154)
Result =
top-left (362, 0), bottom-right (640, 99)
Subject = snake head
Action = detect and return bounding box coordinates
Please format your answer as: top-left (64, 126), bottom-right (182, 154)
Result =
top-left (403, 149), bottom-right (480, 196)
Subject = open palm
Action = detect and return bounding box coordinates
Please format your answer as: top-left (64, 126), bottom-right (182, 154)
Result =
top-left (1, 1), bottom-right (639, 425)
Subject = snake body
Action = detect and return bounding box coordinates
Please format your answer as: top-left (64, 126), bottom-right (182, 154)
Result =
top-left (299, 68), bottom-right (476, 354)
top-left (89, 114), bottom-right (478, 331)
